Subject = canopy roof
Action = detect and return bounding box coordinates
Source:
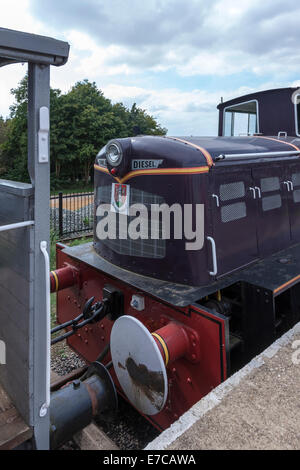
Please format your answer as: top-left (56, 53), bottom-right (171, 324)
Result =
top-left (0, 27), bottom-right (69, 67)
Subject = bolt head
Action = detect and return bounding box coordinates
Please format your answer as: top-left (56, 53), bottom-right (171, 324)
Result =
top-left (73, 380), bottom-right (81, 389)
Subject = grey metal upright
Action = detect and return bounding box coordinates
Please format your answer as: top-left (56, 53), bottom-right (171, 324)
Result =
top-left (0, 28), bottom-right (69, 449)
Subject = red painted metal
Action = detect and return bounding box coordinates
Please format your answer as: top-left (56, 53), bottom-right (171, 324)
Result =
top-left (55, 245), bottom-right (228, 431)
top-left (50, 265), bottom-right (77, 293)
top-left (152, 322), bottom-right (190, 364)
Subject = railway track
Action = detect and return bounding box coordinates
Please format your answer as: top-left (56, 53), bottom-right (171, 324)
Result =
top-left (51, 342), bottom-right (159, 450)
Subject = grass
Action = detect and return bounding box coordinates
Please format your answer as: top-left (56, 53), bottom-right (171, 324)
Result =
top-left (50, 230), bottom-right (58, 271)
top-left (50, 231), bottom-right (93, 270)
top-left (50, 185), bottom-right (93, 196)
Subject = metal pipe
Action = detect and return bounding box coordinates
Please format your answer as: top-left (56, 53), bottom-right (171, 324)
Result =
top-left (152, 322), bottom-right (190, 366)
top-left (51, 313), bottom-right (83, 335)
top-left (50, 265), bottom-right (76, 293)
top-left (0, 220), bottom-right (34, 232)
top-left (51, 328), bottom-right (77, 345)
top-left (51, 308), bottom-right (104, 345)
top-left (216, 150), bottom-right (300, 161)
top-left (39, 241), bottom-right (51, 418)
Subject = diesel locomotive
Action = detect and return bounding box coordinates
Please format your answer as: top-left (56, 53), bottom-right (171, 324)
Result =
top-left (51, 87), bottom-right (300, 433)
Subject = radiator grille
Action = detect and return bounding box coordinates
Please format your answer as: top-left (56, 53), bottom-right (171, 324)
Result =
top-left (262, 194), bottom-right (282, 211)
top-left (293, 189), bottom-right (300, 203)
top-left (292, 173), bottom-right (300, 187)
top-left (219, 181), bottom-right (245, 201)
top-left (260, 177), bottom-right (280, 193)
top-left (221, 202), bottom-right (246, 223)
top-left (95, 185), bottom-right (166, 258)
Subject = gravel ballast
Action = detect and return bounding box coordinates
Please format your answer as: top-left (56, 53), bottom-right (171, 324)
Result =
top-left (51, 341), bottom-right (159, 450)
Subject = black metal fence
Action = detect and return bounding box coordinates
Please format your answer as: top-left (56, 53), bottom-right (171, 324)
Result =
top-left (50, 191), bottom-right (94, 238)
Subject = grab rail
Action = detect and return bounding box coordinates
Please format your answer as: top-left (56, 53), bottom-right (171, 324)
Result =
top-left (39, 241), bottom-right (51, 418)
top-left (0, 220), bottom-right (34, 232)
top-left (207, 236), bottom-right (218, 276)
top-left (215, 150), bottom-right (300, 161)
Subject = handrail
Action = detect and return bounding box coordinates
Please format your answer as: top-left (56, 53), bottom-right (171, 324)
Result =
top-left (278, 131), bottom-right (287, 138)
top-left (39, 241), bottom-right (51, 418)
top-left (207, 236), bottom-right (218, 276)
top-left (215, 150), bottom-right (300, 161)
top-left (0, 220), bottom-right (34, 232)
top-left (212, 194), bottom-right (220, 207)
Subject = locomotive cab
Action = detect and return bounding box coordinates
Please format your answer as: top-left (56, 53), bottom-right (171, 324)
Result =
top-left (93, 88), bottom-right (300, 286)
top-left (218, 87), bottom-right (300, 138)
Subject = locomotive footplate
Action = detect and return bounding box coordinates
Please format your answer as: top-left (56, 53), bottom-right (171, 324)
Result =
top-left (60, 242), bottom-right (204, 307)
top-left (61, 241), bottom-right (300, 303)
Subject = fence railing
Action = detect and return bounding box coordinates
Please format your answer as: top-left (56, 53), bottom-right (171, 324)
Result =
top-left (50, 191), bottom-right (94, 238)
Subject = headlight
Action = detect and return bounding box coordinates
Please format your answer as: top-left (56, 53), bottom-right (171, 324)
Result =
top-left (106, 141), bottom-right (123, 167)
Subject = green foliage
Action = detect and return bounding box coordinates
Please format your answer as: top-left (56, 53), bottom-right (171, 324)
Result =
top-left (0, 116), bottom-right (10, 173)
top-left (50, 228), bottom-right (58, 271)
top-left (83, 216), bottom-right (90, 226)
top-left (68, 236), bottom-right (93, 247)
top-left (0, 76), bottom-right (167, 186)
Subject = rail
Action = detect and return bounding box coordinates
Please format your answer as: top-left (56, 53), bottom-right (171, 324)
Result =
top-left (215, 150), bottom-right (300, 161)
top-left (0, 220), bottom-right (34, 232)
top-left (39, 241), bottom-right (51, 418)
top-left (207, 236), bottom-right (218, 276)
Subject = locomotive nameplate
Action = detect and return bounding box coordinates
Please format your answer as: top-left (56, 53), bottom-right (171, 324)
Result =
top-left (131, 159), bottom-right (163, 170)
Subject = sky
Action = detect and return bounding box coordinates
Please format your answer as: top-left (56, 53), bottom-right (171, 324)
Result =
top-left (1, 0), bottom-right (300, 135)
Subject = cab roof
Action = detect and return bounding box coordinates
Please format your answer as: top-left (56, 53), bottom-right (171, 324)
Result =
top-left (217, 87), bottom-right (299, 138)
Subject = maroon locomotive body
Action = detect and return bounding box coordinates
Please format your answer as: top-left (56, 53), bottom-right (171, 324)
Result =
top-left (53, 88), bottom-right (300, 431)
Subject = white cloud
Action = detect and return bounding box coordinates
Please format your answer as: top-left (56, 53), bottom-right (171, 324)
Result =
top-left (0, 0), bottom-right (39, 33)
top-left (0, 64), bottom-right (27, 118)
top-left (28, 0), bottom-right (300, 79)
top-left (101, 82), bottom-right (288, 135)
top-left (1, 0), bottom-right (300, 135)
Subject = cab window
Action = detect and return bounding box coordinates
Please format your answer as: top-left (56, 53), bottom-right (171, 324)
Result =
top-left (295, 94), bottom-right (300, 136)
top-left (224, 100), bottom-right (258, 136)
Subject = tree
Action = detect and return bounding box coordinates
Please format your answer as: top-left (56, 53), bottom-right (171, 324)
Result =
top-left (0, 116), bottom-right (8, 144)
top-left (128, 103), bottom-right (167, 136)
top-left (0, 77), bottom-right (167, 185)
top-left (0, 75), bottom-right (28, 180)
top-left (0, 75), bottom-right (62, 182)
top-left (0, 116), bottom-right (9, 174)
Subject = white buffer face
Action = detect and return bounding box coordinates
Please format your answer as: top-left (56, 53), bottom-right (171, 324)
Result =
top-left (110, 315), bottom-right (168, 415)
